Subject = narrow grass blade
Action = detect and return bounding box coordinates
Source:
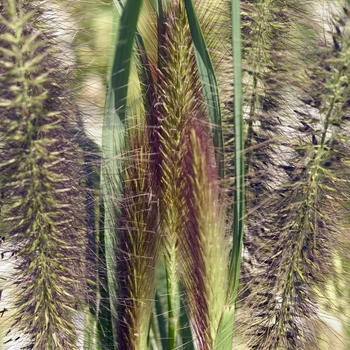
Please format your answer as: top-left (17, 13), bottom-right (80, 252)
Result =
top-left (109, 0), bottom-right (142, 121)
top-left (214, 306), bottom-right (235, 349)
top-left (148, 303), bottom-right (162, 350)
top-left (96, 202), bottom-right (115, 350)
top-left (154, 264), bottom-right (171, 350)
top-left (159, 0), bottom-right (168, 14)
top-left (216, 1), bottom-right (244, 348)
top-left (185, 0), bottom-right (224, 179)
top-left (179, 299), bottom-right (195, 350)
top-left (79, 137), bottom-right (111, 350)
top-left (228, 0), bottom-right (244, 305)
top-left (149, 0), bottom-right (158, 14)
top-left (102, 0), bottom-right (142, 346)
top-left (164, 257), bottom-right (180, 350)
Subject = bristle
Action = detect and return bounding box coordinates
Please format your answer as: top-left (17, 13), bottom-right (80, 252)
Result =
top-left (154, 1), bottom-right (203, 347)
top-left (0, 1), bottom-right (87, 348)
top-left (235, 2), bottom-right (350, 349)
top-left (112, 125), bottom-right (160, 350)
top-left (179, 125), bottom-right (228, 349)
top-left (101, 65), bottom-right (161, 348)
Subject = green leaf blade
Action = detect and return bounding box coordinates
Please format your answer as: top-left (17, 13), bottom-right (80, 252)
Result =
top-left (101, 0), bottom-right (143, 347)
top-left (184, 0), bottom-right (224, 179)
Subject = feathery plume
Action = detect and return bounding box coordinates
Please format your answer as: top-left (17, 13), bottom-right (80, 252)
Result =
top-left (0, 0), bottom-right (87, 348)
top-left (179, 124), bottom-right (228, 350)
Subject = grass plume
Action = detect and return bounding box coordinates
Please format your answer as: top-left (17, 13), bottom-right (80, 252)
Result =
top-left (155, 1), bottom-right (201, 347)
top-left (0, 0), bottom-right (88, 348)
top-left (110, 121), bottom-right (160, 350)
top-left (180, 125), bottom-right (228, 349)
top-left (236, 2), bottom-right (350, 348)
